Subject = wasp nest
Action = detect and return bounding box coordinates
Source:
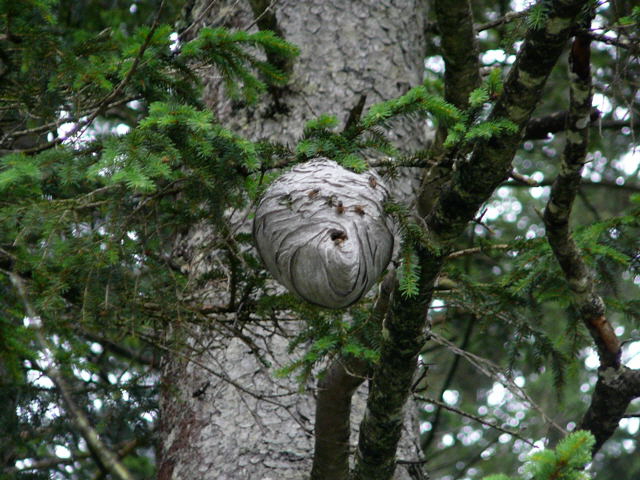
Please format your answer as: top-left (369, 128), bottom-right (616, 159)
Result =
top-left (253, 158), bottom-right (395, 309)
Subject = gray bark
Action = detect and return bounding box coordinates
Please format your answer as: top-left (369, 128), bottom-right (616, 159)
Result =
top-left (159, 1), bottom-right (429, 478)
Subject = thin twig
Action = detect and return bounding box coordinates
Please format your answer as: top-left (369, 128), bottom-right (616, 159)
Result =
top-left (136, 331), bottom-right (312, 433)
top-left (587, 32), bottom-right (639, 52)
top-left (179, 0), bottom-right (219, 40)
top-left (416, 395), bottom-right (535, 447)
top-left (446, 244), bottom-right (511, 260)
top-left (246, 0), bottom-right (281, 31)
top-left (429, 331), bottom-right (566, 435)
top-left (421, 315), bottom-right (476, 452)
top-left (2, 96), bottom-right (139, 145)
top-left (510, 170), bottom-right (541, 186)
top-left (476, 8), bottom-right (531, 32)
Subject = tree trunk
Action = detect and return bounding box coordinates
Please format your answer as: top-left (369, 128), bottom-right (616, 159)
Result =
top-left (158, 1), bottom-right (428, 478)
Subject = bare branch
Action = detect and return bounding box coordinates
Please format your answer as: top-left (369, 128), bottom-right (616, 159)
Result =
top-left (505, 178), bottom-right (640, 193)
top-left (446, 244), bottom-right (512, 260)
top-left (587, 32), bottom-right (640, 52)
top-left (311, 357), bottom-right (369, 480)
top-left (420, 315), bottom-right (476, 452)
top-left (79, 330), bottom-right (161, 369)
top-left (510, 170), bottom-right (541, 186)
top-left (428, 331), bottom-right (566, 435)
top-left (523, 108), bottom-right (635, 141)
top-left (543, 34), bottom-right (621, 370)
top-left (0, 96), bottom-right (140, 149)
top-left (415, 395), bottom-right (534, 447)
top-left (524, 108), bottom-right (600, 140)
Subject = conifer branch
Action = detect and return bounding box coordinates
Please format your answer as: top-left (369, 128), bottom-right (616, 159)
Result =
top-left (541, 32), bottom-right (640, 455)
top-left (16, 2), bottom-right (165, 155)
top-left (178, 0), bottom-right (220, 41)
top-left (8, 273), bottom-right (135, 480)
top-left (1, 96), bottom-right (139, 149)
top-left (353, 3), bottom-right (585, 476)
top-left (75, 1), bottom-right (166, 138)
top-left (428, 0), bottom-right (589, 245)
top-left (247, 0), bottom-right (288, 74)
top-left (247, 0), bottom-right (293, 107)
top-left (543, 34), bottom-right (620, 370)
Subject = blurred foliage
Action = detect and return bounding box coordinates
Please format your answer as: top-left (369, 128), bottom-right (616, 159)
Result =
top-left (419, 2), bottom-right (640, 479)
top-left (482, 430), bottom-right (595, 480)
top-left (0, 0), bottom-right (638, 479)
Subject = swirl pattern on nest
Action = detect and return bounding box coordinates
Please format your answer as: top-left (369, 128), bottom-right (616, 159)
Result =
top-left (253, 158), bottom-right (395, 309)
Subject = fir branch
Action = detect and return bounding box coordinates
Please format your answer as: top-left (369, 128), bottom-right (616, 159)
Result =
top-left (355, 2), bottom-right (594, 460)
top-left (0, 96), bottom-right (140, 148)
top-left (15, 3), bottom-right (166, 155)
top-left (178, 0), bottom-right (221, 40)
top-left (247, 0), bottom-right (290, 73)
top-left (8, 272), bottom-right (135, 480)
top-left (427, 0), bottom-right (590, 245)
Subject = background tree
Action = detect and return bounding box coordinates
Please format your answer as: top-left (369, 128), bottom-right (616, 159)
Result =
top-left (0, 1), bottom-right (639, 480)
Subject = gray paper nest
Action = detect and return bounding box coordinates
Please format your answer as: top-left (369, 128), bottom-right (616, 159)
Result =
top-left (253, 158), bottom-right (396, 309)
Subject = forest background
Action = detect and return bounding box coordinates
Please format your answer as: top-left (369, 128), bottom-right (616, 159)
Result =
top-left (0, 0), bottom-right (639, 479)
